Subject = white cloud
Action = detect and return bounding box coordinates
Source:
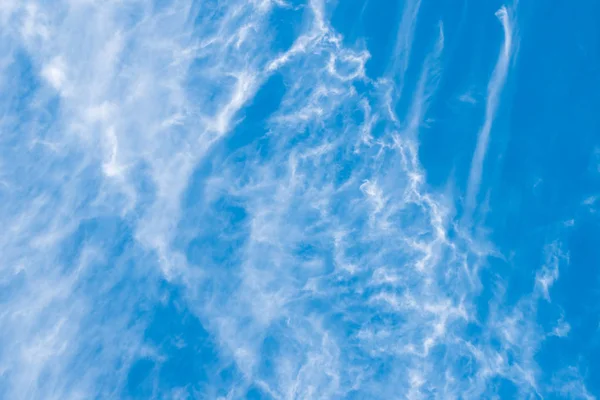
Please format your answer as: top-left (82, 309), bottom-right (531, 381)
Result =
top-left (550, 317), bottom-right (571, 338)
top-left (465, 5), bottom-right (515, 215)
top-left (0, 0), bottom-right (593, 399)
top-left (41, 56), bottom-right (67, 92)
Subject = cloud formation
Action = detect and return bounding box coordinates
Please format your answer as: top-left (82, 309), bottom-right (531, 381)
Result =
top-left (0, 0), bottom-right (595, 399)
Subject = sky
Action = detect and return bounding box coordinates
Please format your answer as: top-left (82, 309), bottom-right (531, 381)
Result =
top-left (0, 0), bottom-right (599, 399)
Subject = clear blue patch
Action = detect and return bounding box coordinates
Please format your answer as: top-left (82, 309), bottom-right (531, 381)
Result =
top-left (223, 72), bottom-right (286, 152)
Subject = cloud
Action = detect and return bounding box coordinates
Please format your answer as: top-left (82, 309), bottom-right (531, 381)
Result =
top-left (0, 0), bottom-right (278, 397)
top-left (551, 366), bottom-right (596, 400)
top-left (534, 243), bottom-right (565, 302)
top-left (0, 0), bottom-right (595, 399)
top-left (465, 5), bottom-right (515, 215)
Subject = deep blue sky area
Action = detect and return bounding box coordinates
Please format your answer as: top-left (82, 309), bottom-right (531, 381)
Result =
top-left (0, 0), bottom-right (599, 399)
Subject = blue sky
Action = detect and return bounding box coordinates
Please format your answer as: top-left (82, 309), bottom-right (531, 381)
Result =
top-left (0, 0), bottom-right (599, 399)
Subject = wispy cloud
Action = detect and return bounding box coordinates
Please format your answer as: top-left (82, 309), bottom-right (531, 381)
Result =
top-left (0, 0), bottom-right (594, 399)
top-left (0, 0), bottom-right (279, 397)
top-left (465, 5), bottom-right (515, 215)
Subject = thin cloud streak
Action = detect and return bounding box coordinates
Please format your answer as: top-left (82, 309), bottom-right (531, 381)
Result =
top-left (465, 5), bottom-right (514, 215)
